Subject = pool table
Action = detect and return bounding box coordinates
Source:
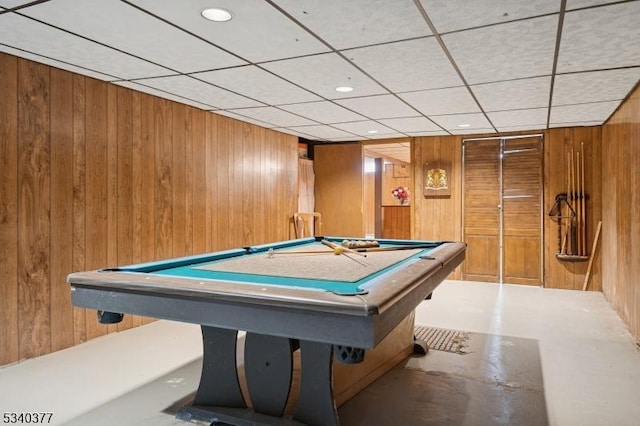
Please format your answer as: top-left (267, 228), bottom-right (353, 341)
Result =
top-left (68, 236), bottom-right (465, 426)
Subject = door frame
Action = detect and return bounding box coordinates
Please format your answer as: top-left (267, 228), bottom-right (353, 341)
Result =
top-left (462, 133), bottom-right (544, 285)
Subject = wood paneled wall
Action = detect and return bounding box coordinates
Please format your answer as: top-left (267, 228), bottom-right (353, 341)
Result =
top-left (0, 53), bottom-right (298, 367)
top-left (413, 136), bottom-right (463, 242)
top-left (544, 127), bottom-right (602, 291)
top-left (381, 162), bottom-right (411, 206)
top-left (412, 135), bottom-right (463, 279)
top-left (411, 130), bottom-right (602, 288)
top-left (381, 206), bottom-right (411, 239)
top-left (314, 144), bottom-right (364, 237)
top-left (602, 84), bottom-right (640, 341)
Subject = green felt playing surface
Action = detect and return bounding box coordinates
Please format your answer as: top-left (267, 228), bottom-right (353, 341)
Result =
top-left (114, 238), bottom-right (443, 295)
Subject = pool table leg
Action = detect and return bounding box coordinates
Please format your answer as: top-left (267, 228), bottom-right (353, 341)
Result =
top-left (294, 340), bottom-right (339, 426)
top-left (244, 332), bottom-right (295, 417)
top-left (192, 326), bottom-right (246, 408)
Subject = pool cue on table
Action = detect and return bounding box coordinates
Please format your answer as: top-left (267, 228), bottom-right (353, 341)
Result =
top-left (266, 248), bottom-right (334, 257)
top-left (321, 239), bottom-right (367, 257)
top-left (354, 244), bottom-right (437, 253)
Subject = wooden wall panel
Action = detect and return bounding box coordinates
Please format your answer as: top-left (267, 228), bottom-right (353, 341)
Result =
top-left (381, 206), bottom-right (411, 239)
top-left (413, 136), bottom-right (463, 279)
top-left (0, 52), bottom-right (298, 366)
top-left (381, 162), bottom-right (411, 206)
top-left (544, 127), bottom-right (602, 291)
top-left (84, 78), bottom-right (109, 340)
top-left (190, 108), bottom-right (207, 255)
top-left (49, 68), bottom-right (74, 351)
top-left (17, 59), bottom-right (51, 359)
top-left (72, 74), bottom-right (87, 343)
top-left (0, 53), bottom-right (19, 365)
top-left (314, 144), bottom-right (364, 237)
top-left (413, 136), bottom-right (463, 242)
top-left (363, 172), bottom-right (375, 236)
top-left (602, 84), bottom-right (640, 341)
top-left (154, 98), bottom-right (174, 260)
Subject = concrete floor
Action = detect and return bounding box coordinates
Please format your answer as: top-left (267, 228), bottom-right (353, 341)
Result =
top-left (1, 280), bottom-right (639, 425)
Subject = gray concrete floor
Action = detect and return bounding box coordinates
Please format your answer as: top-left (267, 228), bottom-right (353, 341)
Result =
top-left (1, 280), bottom-right (639, 425)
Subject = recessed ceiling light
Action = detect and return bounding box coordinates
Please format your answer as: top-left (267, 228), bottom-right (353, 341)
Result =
top-left (458, 123), bottom-right (471, 128)
top-left (367, 130), bottom-right (379, 134)
top-left (201, 8), bottom-right (233, 22)
top-left (335, 86), bottom-right (354, 93)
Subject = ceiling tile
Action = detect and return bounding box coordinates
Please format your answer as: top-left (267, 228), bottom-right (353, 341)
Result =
top-left (495, 124), bottom-right (546, 132)
top-left (134, 75), bottom-right (264, 109)
top-left (15, 0), bottom-right (246, 74)
top-left (443, 15), bottom-right (557, 84)
top-left (364, 143), bottom-right (411, 162)
top-left (213, 110), bottom-right (276, 128)
top-left (0, 12), bottom-right (172, 79)
top-left (378, 117), bottom-right (442, 133)
top-left (130, 0), bottom-right (330, 62)
top-left (334, 94), bottom-right (419, 119)
top-left (0, 1), bottom-right (32, 7)
top-left (279, 101), bottom-right (367, 123)
top-left (327, 136), bottom-right (362, 142)
top-left (566, 0), bottom-right (626, 11)
top-left (367, 132), bottom-right (411, 140)
top-left (288, 125), bottom-right (355, 140)
top-left (399, 86), bottom-right (480, 116)
top-left (486, 108), bottom-right (548, 128)
top-left (262, 53), bottom-right (388, 99)
top-left (558, 2), bottom-right (640, 73)
top-left (115, 81), bottom-right (216, 110)
top-left (1, 0), bottom-right (637, 139)
top-left (273, 127), bottom-right (317, 139)
top-left (429, 113), bottom-right (493, 131)
top-left (0, 45), bottom-right (118, 81)
top-left (225, 106), bottom-right (317, 127)
top-left (331, 121), bottom-right (397, 137)
top-left (471, 77), bottom-right (551, 111)
top-left (345, 37), bottom-right (462, 92)
top-left (420, 0), bottom-right (559, 33)
top-left (406, 130), bottom-right (450, 136)
top-left (548, 121), bottom-right (602, 128)
top-left (273, 0), bottom-right (431, 49)
top-left (550, 101), bottom-right (620, 124)
top-left (553, 68), bottom-right (640, 106)
top-left (450, 128), bottom-right (496, 135)
top-left (193, 66), bottom-right (321, 106)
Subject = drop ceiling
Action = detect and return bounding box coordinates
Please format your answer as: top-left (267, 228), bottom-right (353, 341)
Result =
top-left (1, 0), bottom-right (639, 142)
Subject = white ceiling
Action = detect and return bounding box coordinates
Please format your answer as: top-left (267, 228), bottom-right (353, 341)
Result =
top-left (1, 0), bottom-right (639, 143)
top-left (364, 142), bottom-right (412, 164)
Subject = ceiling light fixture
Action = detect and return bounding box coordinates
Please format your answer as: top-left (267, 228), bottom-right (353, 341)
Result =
top-left (458, 123), bottom-right (471, 128)
top-left (335, 86), bottom-right (354, 93)
top-left (367, 130), bottom-right (379, 134)
top-left (201, 8), bottom-right (233, 22)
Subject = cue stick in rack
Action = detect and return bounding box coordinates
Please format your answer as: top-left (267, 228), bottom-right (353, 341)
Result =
top-left (574, 148), bottom-right (579, 255)
top-left (561, 151), bottom-right (570, 255)
top-left (569, 149), bottom-right (575, 255)
top-left (580, 142), bottom-right (587, 256)
top-left (576, 149), bottom-right (582, 256)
